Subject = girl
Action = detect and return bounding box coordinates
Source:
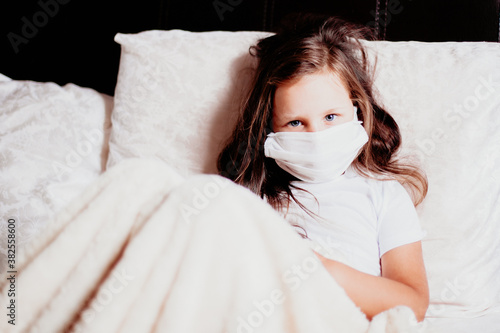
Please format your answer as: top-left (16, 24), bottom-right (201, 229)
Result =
top-left (218, 16), bottom-right (430, 321)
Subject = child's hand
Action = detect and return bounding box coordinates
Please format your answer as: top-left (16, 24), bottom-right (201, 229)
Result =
top-left (314, 242), bottom-right (429, 322)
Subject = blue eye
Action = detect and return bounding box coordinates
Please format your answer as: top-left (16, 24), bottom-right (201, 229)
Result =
top-left (325, 114), bottom-right (336, 121)
top-left (289, 120), bottom-right (302, 127)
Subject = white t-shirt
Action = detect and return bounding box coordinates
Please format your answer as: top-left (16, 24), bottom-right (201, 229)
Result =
top-left (283, 168), bottom-right (425, 277)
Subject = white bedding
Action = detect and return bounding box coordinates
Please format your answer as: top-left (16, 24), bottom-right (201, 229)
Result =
top-left (107, 30), bottom-right (500, 323)
top-left (0, 79), bottom-right (113, 272)
top-left (0, 73), bottom-right (11, 81)
top-left (423, 313), bottom-right (500, 333)
top-left (1, 30), bottom-right (500, 332)
top-left (0, 158), bottom-right (422, 333)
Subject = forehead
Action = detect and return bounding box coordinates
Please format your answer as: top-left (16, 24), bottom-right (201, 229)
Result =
top-left (273, 71), bottom-right (351, 117)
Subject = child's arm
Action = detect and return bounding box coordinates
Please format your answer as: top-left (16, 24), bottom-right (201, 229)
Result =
top-left (315, 241), bottom-right (429, 321)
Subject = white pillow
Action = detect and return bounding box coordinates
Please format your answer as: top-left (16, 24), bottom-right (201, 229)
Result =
top-left (366, 41), bottom-right (500, 321)
top-left (0, 79), bottom-right (113, 272)
top-left (108, 30), bottom-right (271, 176)
top-left (108, 30), bottom-right (500, 319)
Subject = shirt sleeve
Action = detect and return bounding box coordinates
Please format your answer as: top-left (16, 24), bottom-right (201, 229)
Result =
top-left (377, 180), bottom-right (425, 257)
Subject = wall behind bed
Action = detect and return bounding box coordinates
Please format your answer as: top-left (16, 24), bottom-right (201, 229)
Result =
top-left (1, 0), bottom-right (499, 96)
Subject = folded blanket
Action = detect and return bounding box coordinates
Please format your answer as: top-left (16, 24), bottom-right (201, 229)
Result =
top-left (0, 158), bottom-right (420, 332)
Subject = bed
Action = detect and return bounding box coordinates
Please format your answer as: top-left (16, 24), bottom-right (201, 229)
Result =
top-left (1, 29), bottom-right (500, 332)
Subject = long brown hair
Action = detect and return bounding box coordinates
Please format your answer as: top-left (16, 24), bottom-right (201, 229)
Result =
top-left (217, 15), bottom-right (428, 214)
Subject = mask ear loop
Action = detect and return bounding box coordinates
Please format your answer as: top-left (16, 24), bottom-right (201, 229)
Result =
top-left (353, 106), bottom-right (359, 121)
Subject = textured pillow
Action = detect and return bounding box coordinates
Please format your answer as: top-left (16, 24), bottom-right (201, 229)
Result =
top-left (0, 79), bottom-right (113, 272)
top-left (108, 30), bottom-right (500, 321)
top-left (366, 41), bottom-right (500, 323)
top-left (108, 30), bottom-right (271, 176)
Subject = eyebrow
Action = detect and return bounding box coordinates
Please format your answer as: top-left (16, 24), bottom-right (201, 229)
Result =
top-left (278, 106), bottom-right (350, 119)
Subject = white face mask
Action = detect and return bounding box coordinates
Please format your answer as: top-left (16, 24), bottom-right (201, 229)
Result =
top-left (264, 107), bottom-right (369, 183)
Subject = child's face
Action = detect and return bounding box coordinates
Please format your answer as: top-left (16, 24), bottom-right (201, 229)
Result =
top-left (272, 71), bottom-right (354, 132)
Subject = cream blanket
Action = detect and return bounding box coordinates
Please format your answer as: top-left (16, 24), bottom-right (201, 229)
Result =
top-left (1, 158), bottom-right (421, 333)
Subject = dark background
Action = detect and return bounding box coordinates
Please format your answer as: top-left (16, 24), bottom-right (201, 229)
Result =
top-left (1, 0), bottom-right (499, 95)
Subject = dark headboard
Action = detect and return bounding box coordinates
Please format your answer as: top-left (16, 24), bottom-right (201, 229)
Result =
top-left (2, 0), bottom-right (499, 95)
